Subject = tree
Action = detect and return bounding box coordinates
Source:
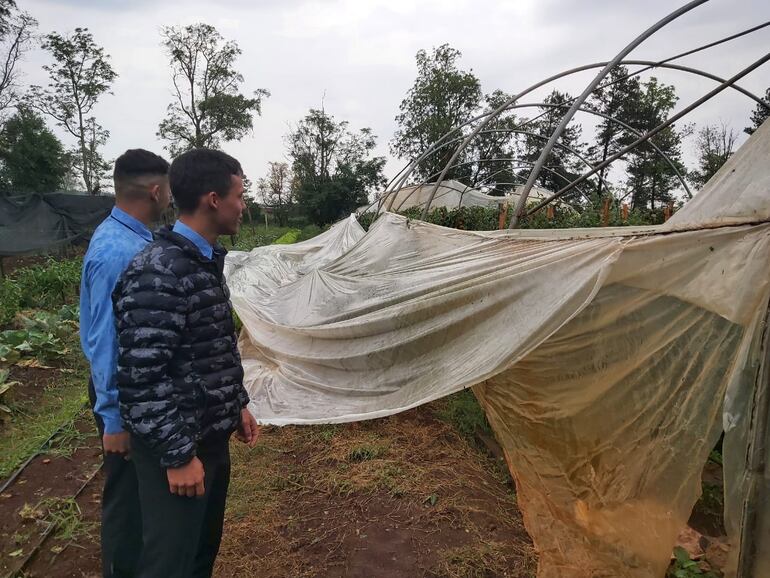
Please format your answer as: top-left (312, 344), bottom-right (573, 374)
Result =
top-left (158, 24), bottom-right (270, 157)
top-left (518, 90), bottom-right (587, 197)
top-left (463, 90), bottom-right (520, 195)
top-left (0, 107), bottom-right (69, 193)
top-left (689, 123), bottom-right (737, 189)
top-left (622, 77), bottom-right (688, 212)
top-left (391, 44), bottom-right (482, 182)
top-left (587, 65), bottom-right (641, 199)
top-left (289, 108), bottom-right (386, 225)
top-left (258, 162), bottom-right (294, 226)
top-left (28, 28), bottom-right (116, 194)
top-left (744, 87), bottom-right (770, 135)
top-left (0, 3), bottom-right (35, 117)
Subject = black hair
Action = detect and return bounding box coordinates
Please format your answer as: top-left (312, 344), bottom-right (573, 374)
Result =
top-left (169, 148), bottom-right (243, 213)
top-left (113, 149), bottom-right (169, 187)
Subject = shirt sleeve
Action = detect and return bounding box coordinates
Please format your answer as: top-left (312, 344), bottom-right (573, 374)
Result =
top-left (82, 257), bottom-right (124, 434)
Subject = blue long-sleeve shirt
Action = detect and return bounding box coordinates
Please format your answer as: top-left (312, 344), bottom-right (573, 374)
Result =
top-left (80, 207), bottom-right (153, 434)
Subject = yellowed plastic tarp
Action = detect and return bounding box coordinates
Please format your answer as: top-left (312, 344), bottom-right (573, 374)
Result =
top-left (227, 119), bottom-right (770, 577)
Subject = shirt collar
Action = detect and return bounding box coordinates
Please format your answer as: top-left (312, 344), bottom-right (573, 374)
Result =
top-left (110, 206), bottom-right (153, 242)
top-left (172, 220), bottom-right (214, 260)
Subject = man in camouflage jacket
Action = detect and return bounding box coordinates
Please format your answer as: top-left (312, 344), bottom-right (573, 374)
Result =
top-left (113, 148), bottom-right (259, 578)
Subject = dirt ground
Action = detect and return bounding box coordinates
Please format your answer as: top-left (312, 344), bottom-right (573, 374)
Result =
top-left (0, 402), bottom-right (538, 578)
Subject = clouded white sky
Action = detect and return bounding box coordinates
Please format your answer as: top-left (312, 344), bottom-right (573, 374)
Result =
top-left (18, 0), bottom-right (770, 190)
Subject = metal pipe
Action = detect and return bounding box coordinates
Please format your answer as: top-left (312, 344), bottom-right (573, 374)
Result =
top-left (389, 54), bottom-right (763, 218)
top-left (524, 51), bottom-right (770, 219)
top-left (508, 0), bottom-right (709, 228)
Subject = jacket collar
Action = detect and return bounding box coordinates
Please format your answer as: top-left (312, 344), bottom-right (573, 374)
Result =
top-left (156, 226), bottom-right (227, 270)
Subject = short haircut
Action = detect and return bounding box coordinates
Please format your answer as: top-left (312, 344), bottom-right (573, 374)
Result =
top-left (114, 149), bottom-right (169, 196)
top-left (169, 148), bottom-right (243, 213)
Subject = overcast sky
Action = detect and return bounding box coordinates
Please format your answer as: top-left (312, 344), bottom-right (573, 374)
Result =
top-left (17, 0), bottom-right (770, 191)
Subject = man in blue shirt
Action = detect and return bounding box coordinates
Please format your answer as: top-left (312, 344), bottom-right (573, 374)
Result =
top-left (80, 149), bottom-right (170, 577)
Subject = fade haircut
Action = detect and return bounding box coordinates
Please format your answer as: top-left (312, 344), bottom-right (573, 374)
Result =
top-left (113, 149), bottom-right (170, 199)
top-left (168, 148), bottom-right (243, 213)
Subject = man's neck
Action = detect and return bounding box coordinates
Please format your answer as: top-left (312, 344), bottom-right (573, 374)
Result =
top-left (115, 200), bottom-right (153, 228)
top-left (178, 214), bottom-right (218, 246)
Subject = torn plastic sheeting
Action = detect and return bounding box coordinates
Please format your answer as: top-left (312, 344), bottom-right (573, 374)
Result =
top-left (227, 120), bottom-right (770, 577)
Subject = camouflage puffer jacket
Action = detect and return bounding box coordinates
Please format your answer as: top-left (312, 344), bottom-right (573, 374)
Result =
top-left (113, 228), bottom-right (249, 468)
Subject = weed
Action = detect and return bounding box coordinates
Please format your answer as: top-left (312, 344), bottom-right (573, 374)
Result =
top-left (20, 497), bottom-right (94, 542)
top-left (667, 547), bottom-right (719, 578)
top-left (430, 543), bottom-right (509, 578)
top-left (347, 443), bottom-right (388, 462)
top-left (0, 368), bottom-right (20, 414)
top-left (0, 366), bottom-right (88, 478)
top-left (435, 389), bottom-right (492, 441)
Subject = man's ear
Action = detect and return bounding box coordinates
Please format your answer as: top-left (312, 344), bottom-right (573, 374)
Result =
top-left (148, 184), bottom-right (161, 203)
top-left (206, 191), bottom-right (219, 210)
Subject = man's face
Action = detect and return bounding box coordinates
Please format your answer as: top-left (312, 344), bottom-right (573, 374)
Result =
top-left (214, 174), bottom-right (246, 236)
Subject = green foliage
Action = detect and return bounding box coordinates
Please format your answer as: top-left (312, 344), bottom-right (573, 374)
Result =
top-left (744, 87), bottom-right (769, 136)
top-left (519, 89), bottom-right (586, 195)
top-left (348, 443), bottom-right (388, 462)
top-left (14, 257), bottom-right (82, 309)
top-left (0, 305), bottom-right (77, 364)
top-left (622, 77), bottom-right (689, 212)
top-left (390, 44), bottom-right (483, 181)
top-left (223, 224), bottom-right (294, 251)
top-left (0, 107), bottom-right (70, 194)
top-left (436, 389), bottom-right (492, 441)
top-left (0, 367), bottom-right (19, 413)
top-left (690, 124), bottom-right (737, 189)
top-left (158, 23), bottom-right (270, 156)
top-left (358, 203), bottom-right (663, 233)
top-left (289, 107), bottom-right (386, 225)
top-left (273, 229), bottom-right (301, 245)
top-left (257, 162), bottom-right (293, 226)
top-left (28, 27), bottom-right (115, 194)
top-left (0, 276), bottom-right (21, 325)
top-left (667, 547), bottom-right (718, 578)
top-left (20, 496), bottom-right (94, 542)
top-left (297, 224), bottom-right (323, 242)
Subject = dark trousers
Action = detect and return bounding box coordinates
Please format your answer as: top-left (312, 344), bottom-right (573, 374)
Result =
top-left (130, 433), bottom-right (232, 578)
top-left (88, 379), bottom-right (143, 578)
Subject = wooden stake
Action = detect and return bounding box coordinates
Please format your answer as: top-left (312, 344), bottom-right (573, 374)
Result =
top-left (601, 197), bottom-right (610, 226)
top-left (498, 203), bottom-right (508, 230)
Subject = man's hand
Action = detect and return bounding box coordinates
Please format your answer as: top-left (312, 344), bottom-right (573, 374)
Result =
top-left (236, 408), bottom-right (260, 447)
top-left (102, 431), bottom-right (130, 455)
top-left (167, 457), bottom-right (205, 497)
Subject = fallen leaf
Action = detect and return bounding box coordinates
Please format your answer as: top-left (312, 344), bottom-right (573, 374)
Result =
top-left (9, 548), bottom-right (23, 557)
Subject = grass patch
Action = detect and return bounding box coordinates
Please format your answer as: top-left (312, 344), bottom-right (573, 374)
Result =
top-left (347, 442), bottom-right (388, 462)
top-left (435, 389), bottom-right (492, 441)
top-left (273, 229), bottom-right (301, 245)
top-left (429, 542), bottom-right (509, 578)
top-left (0, 362), bottom-right (89, 479)
top-left (19, 496), bottom-right (95, 542)
top-left (221, 224), bottom-right (296, 251)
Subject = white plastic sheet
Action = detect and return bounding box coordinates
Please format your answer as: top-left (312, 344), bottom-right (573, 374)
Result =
top-left (227, 119), bottom-right (770, 577)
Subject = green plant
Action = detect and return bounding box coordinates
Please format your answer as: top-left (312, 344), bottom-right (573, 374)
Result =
top-left (0, 277), bottom-right (21, 326)
top-left (0, 306), bottom-right (78, 365)
top-left (348, 443), bottom-right (388, 462)
top-left (15, 257), bottom-right (82, 309)
top-left (20, 496), bottom-right (94, 542)
top-left (297, 224), bottom-right (322, 242)
top-left (436, 389), bottom-right (492, 441)
top-left (0, 368), bottom-right (20, 413)
top-left (667, 547), bottom-right (718, 578)
top-left (273, 229), bottom-right (301, 245)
